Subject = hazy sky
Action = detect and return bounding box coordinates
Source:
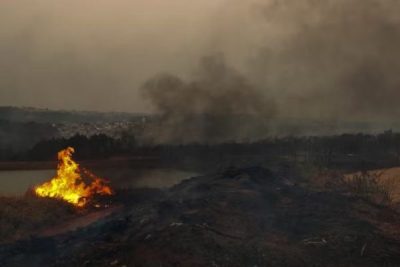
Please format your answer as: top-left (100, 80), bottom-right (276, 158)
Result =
top-left (0, 0), bottom-right (237, 112)
top-left (2, 0), bottom-right (400, 122)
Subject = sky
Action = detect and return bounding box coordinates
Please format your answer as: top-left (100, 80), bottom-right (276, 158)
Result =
top-left (1, 0), bottom-right (400, 124)
top-left (0, 0), bottom-right (231, 112)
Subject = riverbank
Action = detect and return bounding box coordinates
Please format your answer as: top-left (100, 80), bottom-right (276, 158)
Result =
top-left (0, 157), bottom-right (160, 171)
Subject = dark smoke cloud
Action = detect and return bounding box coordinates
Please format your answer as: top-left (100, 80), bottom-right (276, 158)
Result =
top-left (141, 55), bottom-right (276, 143)
top-left (249, 0), bottom-right (400, 121)
top-left (139, 0), bottom-right (400, 141)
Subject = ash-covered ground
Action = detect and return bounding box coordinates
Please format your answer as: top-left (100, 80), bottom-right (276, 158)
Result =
top-left (1, 166), bottom-right (400, 267)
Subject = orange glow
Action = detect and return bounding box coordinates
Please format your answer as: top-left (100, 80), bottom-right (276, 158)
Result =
top-left (35, 147), bottom-right (113, 207)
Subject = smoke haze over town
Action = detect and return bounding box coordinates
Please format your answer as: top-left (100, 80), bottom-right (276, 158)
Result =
top-left (2, 0), bottom-right (400, 126)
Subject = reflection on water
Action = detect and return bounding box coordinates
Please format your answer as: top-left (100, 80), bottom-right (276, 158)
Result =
top-left (95, 168), bottom-right (197, 189)
top-left (0, 168), bottom-right (197, 196)
top-left (0, 170), bottom-right (55, 196)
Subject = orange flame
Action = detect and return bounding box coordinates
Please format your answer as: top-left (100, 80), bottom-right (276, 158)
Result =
top-left (35, 147), bottom-right (113, 207)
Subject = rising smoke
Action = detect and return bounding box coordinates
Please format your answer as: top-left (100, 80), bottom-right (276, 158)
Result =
top-left (249, 0), bottom-right (400, 121)
top-left (141, 55), bottom-right (276, 143)
top-left (141, 0), bottom-right (400, 142)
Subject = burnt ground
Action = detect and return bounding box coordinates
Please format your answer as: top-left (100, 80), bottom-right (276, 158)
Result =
top-left (1, 166), bottom-right (400, 267)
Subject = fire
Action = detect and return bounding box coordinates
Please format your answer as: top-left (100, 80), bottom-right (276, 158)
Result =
top-left (35, 147), bottom-right (113, 207)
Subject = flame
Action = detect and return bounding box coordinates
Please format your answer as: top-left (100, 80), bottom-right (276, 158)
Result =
top-left (35, 147), bottom-right (113, 207)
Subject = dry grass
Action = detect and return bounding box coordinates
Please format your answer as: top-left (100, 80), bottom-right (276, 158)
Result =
top-left (306, 167), bottom-right (396, 205)
top-left (345, 171), bottom-right (391, 204)
top-left (344, 167), bottom-right (400, 205)
top-left (0, 192), bottom-right (77, 243)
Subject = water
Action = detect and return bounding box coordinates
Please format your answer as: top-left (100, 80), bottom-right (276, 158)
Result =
top-left (0, 168), bottom-right (197, 196)
top-left (95, 168), bottom-right (197, 189)
top-left (0, 169), bottom-right (55, 196)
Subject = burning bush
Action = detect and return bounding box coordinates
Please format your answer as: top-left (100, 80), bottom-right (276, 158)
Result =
top-left (34, 147), bottom-right (113, 207)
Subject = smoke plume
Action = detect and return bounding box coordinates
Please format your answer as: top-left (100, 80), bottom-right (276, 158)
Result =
top-left (141, 55), bottom-right (276, 143)
top-left (141, 0), bottom-right (400, 141)
top-left (248, 0), bottom-right (400, 121)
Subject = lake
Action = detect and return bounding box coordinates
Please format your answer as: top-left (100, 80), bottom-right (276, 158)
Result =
top-left (0, 168), bottom-right (197, 196)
